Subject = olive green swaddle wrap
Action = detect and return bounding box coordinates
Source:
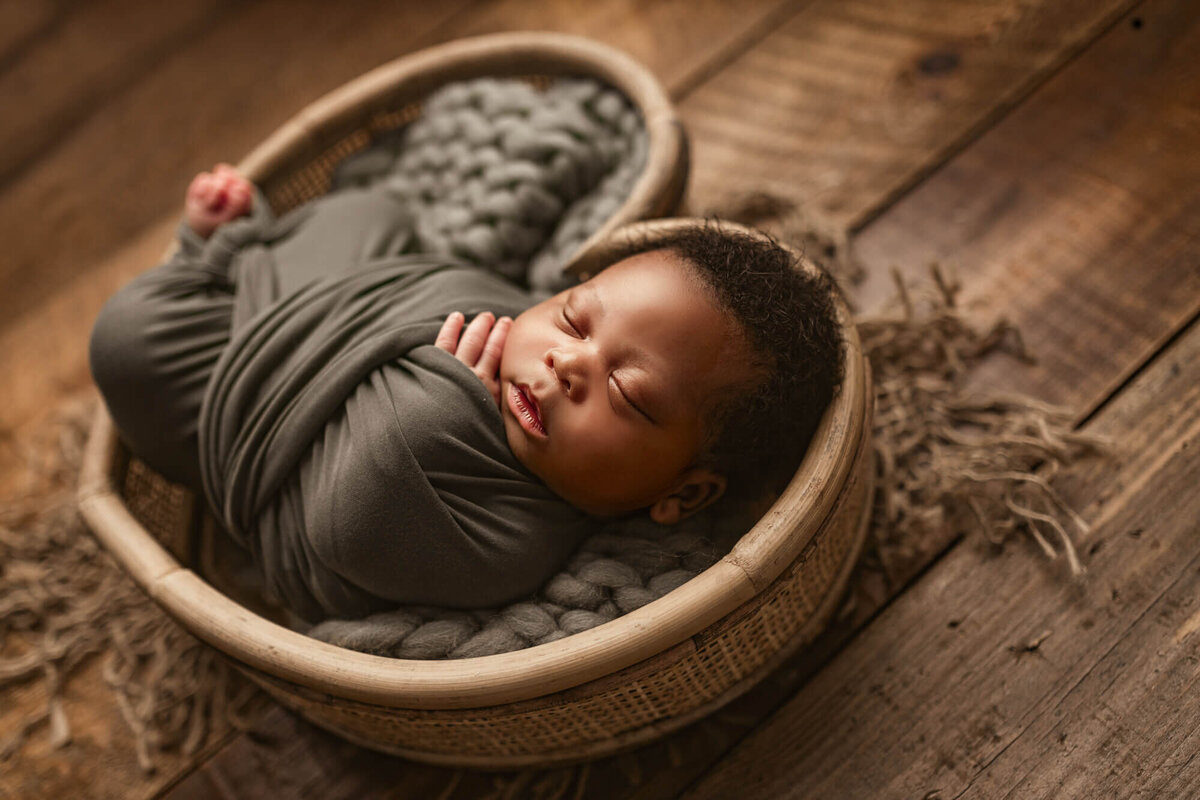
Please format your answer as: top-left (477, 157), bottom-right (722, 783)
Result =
top-left (200, 246), bottom-right (590, 623)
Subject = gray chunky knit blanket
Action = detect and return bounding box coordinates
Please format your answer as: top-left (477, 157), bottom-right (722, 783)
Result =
top-left (308, 517), bottom-right (740, 659)
top-left (331, 76), bottom-right (648, 295)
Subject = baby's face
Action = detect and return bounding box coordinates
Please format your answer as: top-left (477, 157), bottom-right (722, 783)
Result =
top-left (499, 250), bottom-right (758, 516)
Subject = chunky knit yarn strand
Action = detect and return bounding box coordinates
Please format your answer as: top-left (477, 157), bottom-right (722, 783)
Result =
top-left (334, 77), bottom-right (647, 294)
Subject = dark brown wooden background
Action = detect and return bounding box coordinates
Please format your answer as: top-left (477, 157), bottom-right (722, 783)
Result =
top-left (2, 1), bottom-right (1198, 797)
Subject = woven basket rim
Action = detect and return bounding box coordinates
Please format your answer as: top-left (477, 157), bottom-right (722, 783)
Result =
top-left (78, 33), bottom-right (868, 711)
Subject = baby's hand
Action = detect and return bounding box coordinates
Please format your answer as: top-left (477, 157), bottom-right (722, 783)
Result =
top-left (185, 163), bottom-right (253, 238)
top-left (435, 311), bottom-right (511, 406)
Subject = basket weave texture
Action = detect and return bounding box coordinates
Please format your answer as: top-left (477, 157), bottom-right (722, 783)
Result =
top-left (78, 32), bottom-right (872, 768)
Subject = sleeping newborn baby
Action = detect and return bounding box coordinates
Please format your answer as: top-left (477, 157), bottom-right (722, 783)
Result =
top-left (90, 164), bottom-right (843, 623)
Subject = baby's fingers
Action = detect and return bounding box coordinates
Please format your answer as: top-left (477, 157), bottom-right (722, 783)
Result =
top-left (435, 312), bottom-right (465, 353)
top-left (454, 312), bottom-right (495, 365)
top-left (474, 316), bottom-right (511, 379)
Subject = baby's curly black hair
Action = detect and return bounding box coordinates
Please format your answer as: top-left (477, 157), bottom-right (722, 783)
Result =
top-left (613, 222), bottom-right (846, 505)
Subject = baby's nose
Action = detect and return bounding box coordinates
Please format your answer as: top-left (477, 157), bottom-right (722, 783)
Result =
top-left (547, 347), bottom-right (589, 399)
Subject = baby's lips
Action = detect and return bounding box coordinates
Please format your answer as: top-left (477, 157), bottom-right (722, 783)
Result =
top-left (511, 382), bottom-right (548, 436)
top-left (524, 384), bottom-right (546, 429)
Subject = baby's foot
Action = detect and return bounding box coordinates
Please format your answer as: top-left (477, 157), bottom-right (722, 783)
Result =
top-left (185, 163), bottom-right (254, 238)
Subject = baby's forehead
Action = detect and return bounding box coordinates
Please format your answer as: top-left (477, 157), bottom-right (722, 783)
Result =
top-left (599, 264), bottom-right (756, 379)
top-left (597, 245), bottom-right (694, 279)
top-left (581, 254), bottom-right (705, 317)
top-left (584, 248), bottom-right (709, 303)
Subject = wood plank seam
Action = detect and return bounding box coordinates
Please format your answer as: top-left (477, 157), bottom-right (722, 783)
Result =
top-left (151, 724), bottom-right (247, 799)
top-left (1076, 302), bottom-right (1200, 428)
top-left (667, 0), bottom-right (818, 100)
top-left (0, 0), bottom-right (257, 194)
top-left (674, 8), bottom-right (1174, 787)
top-left (668, 545), bottom-right (983, 798)
top-left (9, 2), bottom-right (1186, 794)
top-left (845, 0), bottom-right (1140, 236)
top-left (677, 2), bottom-right (1200, 788)
top-left (0, 2), bottom-right (66, 74)
top-left (903, 358), bottom-right (1200, 797)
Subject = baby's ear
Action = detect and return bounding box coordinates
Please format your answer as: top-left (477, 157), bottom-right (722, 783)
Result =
top-left (649, 468), bottom-right (727, 525)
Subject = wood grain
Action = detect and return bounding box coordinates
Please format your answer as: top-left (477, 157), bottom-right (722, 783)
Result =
top-left (0, 0), bottom-right (474, 490)
top-left (0, 0), bottom-right (60, 69)
top-left (852, 0), bottom-right (1200, 416)
top-left (0, 0), bottom-right (234, 191)
top-left (679, 1), bottom-right (1198, 795)
top-left (165, 631), bottom-right (884, 800)
top-left (960, 526), bottom-right (1200, 798)
top-left (681, 0), bottom-right (1134, 233)
top-left (683, 295), bottom-right (1200, 799)
top-left (163, 707), bottom-right (457, 800)
top-left (427, 0), bottom-right (804, 98)
top-left (0, 5), bottom-right (469, 799)
top-left (816, 0), bottom-right (1200, 609)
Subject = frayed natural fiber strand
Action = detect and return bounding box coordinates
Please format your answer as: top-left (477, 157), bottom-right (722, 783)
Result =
top-left (856, 263), bottom-right (1103, 582)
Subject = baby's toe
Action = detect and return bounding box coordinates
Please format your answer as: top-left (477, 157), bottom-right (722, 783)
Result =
top-left (191, 174), bottom-right (217, 204)
top-left (229, 183), bottom-right (253, 213)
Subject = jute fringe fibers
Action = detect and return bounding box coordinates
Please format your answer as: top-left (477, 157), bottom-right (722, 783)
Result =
top-left (0, 217), bottom-right (1101, 777)
top-left (858, 266), bottom-right (1101, 580)
top-left (0, 399), bottom-right (262, 772)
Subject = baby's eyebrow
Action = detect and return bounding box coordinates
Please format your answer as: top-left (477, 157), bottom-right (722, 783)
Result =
top-left (575, 281), bottom-right (604, 315)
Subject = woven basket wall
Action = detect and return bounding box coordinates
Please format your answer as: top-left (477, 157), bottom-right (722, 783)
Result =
top-left (78, 32), bottom-right (873, 768)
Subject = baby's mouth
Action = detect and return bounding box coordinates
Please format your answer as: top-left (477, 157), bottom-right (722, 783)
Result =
top-left (509, 383), bottom-right (547, 437)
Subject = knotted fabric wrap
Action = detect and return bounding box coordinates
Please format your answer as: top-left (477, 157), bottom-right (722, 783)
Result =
top-left (197, 205), bottom-right (589, 623)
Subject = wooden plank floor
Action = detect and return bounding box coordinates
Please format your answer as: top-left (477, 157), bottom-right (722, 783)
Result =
top-left (3, 0), bottom-right (1198, 797)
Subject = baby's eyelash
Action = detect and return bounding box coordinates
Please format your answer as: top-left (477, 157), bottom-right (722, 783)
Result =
top-left (561, 308), bottom-right (582, 337)
top-left (612, 376), bottom-right (653, 423)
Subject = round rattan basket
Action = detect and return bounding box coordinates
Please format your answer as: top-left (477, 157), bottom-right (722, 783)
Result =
top-left (77, 32), bottom-right (874, 768)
